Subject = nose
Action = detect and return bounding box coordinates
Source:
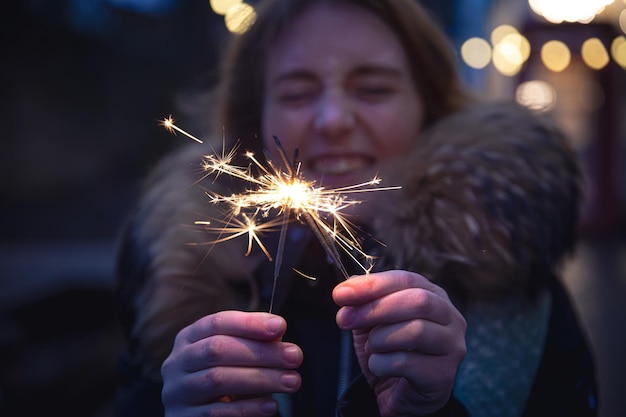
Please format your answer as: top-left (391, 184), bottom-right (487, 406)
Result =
top-left (313, 91), bottom-right (354, 139)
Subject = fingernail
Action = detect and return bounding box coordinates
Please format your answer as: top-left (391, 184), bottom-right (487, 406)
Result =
top-left (283, 345), bottom-right (301, 365)
top-left (333, 285), bottom-right (354, 301)
top-left (260, 399), bottom-right (277, 414)
top-left (266, 317), bottom-right (282, 334)
top-left (337, 307), bottom-right (354, 328)
top-left (281, 373), bottom-right (299, 389)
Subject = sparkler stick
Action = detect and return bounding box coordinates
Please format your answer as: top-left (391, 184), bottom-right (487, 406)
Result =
top-left (267, 136), bottom-right (296, 310)
top-left (160, 116), bottom-right (401, 313)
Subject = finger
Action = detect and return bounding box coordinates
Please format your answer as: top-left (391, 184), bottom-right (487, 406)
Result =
top-left (368, 351), bottom-right (459, 388)
top-left (182, 311), bottom-right (286, 344)
top-left (215, 396), bottom-right (280, 417)
top-left (336, 287), bottom-right (453, 330)
top-left (181, 337), bottom-right (303, 372)
top-left (178, 367), bottom-right (301, 404)
top-left (167, 396), bottom-right (278, 417)
top-left (333, 270), bottom-right (449, 306)
top-left (367, 319), bottom-right (456, 355)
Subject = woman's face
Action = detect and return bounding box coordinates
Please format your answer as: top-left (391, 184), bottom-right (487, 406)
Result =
top-left (262, 3), bottom-right (424, 187)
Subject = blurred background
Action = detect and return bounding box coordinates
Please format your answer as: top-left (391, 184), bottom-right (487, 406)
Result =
top-left (1, 1), bottom-right (624, 416)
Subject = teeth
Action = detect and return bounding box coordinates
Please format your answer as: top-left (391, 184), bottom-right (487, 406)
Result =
top-left (312, 157), bottom-right (369, 175)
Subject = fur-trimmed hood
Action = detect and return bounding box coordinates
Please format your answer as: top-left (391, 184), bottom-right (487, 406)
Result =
top-left (116, 100), bottom-right (582, 377)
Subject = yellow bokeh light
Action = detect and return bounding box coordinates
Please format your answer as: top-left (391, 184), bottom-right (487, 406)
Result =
top-left (492, 34), bottom-right (531, 76)
top-left (495, 40), bottom-right (522, 66)
top-left (461, 37), bottom-right (492, 69)
top-left (501, 33), bottom-right (531, 64)
top-left (493, 48), bottom-right (522, 76)
top-left (581, 38), bottom-right (610, 69)
top-left (541, 40), bottom-right (571, 72)
top-left (491, 24), bottom-right (519, 46)
top-left (515, 80), bottom-right (557, 112)
top-left (611, 36), bottom-right (626, 68)
top-left (210, 0), bottom-right (242, 15)
top-left (488, 25), bottom-right (531, 76)
top-left (620, 10), bottom-right (626, 34)
top-left (224, 3), bottom-right (256, 34)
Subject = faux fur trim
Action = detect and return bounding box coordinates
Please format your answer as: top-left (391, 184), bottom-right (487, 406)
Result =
top-left (368, 101), bottom-right (582, 301)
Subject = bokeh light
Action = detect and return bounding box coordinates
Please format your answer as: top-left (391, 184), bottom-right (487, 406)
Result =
top-left (491, 24), bottom-right (519, 46)
top-left (515, 80), bottom-right (557, 111)
top-left (581, 38), bottom-right (610, 69)
top-left (492, 47), bottom-right (522, 77)
top-left (489, 25), bottom-right (531, 76)
top-left (611, 35), bottom-right (626, 68)
top-left (620, 10), bottom-right (626, 34)
top-left (503, 33), bottom-right (531, 63)
top-left (224, 3), bottom-right (256, 34)
top-left (541, 40), bottom-right (571, 72)
top-left (493, 36), bottom-right (531, 75)
top-left (209, 0), bottom-right (242, 15)
top-left (461, 37), bottom-right (492, 69)
top-left (528, 0), bottom-right (615, 24)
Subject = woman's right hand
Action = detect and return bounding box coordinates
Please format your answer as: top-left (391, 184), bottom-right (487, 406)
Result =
top-left (161, 310), bottom-right (303, 417)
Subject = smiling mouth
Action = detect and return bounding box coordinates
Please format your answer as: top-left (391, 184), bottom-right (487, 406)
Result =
top-left (309, 156), bottom-right (373, 177)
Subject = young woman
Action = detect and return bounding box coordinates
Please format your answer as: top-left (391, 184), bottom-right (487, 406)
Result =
top-left (115, 0), bottom-right (597, 416)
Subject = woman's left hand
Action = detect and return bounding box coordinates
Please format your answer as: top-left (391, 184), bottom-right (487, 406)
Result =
top-left (333, 270), bottom-right (467, 417)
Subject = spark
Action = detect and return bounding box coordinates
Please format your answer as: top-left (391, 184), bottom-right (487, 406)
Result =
top-left (160, 115), bottom-right (204, 144)
top-left (162, 117), bottom-right (401, 312)
top-left (193, 212), bottom-right (281, 262)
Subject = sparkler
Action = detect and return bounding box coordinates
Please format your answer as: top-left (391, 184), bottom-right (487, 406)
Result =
top-left (161, 115), bottom-right (401, 312)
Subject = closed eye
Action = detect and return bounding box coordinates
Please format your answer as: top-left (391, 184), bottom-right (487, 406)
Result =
top-left (353, 84), bottom-right (395, 101)
top-left (276, 88), bottom-right (317, 105)
top-left (349, 66), bottom-right (402, 102)
top-left (271, 71), bottom-right (320, 107)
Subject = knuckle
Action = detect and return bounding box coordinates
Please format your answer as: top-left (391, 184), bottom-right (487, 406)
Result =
top-left (411, 288), bottom-right (434, 313)
top-left (413, 287), bottom-right (431, 305)
top-left (201, 367), bottom-right (225, 392)
top-left (174, 324), bottom-right (191, 345)
top-left (161, 356), bottom-right (173, 377)
top-left (205, 312), bottom-right (222, 332)
top-left (408, 319), bottom-right (426, 340)
top-left (458, 313), bottom-right (468, 331)
top-left (201, 336), bottom-right (224, 364)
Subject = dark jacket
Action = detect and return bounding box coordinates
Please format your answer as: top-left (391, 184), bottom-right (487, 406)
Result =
top-left (115, 101), bottom-right (597, 416)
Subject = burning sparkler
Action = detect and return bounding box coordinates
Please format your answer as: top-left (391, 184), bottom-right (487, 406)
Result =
top-left (160, 115), bottom-right (401, 312)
